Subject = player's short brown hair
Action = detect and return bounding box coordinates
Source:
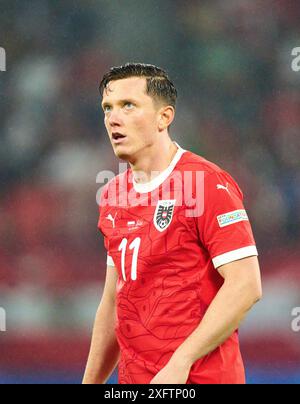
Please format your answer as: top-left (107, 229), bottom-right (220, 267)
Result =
top-left (99, 63), bottom-right (177, 109)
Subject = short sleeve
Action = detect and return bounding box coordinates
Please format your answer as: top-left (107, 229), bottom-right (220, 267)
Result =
top-left (103, 233), bottom-right (115, 267)
top-left (195, 170), bottom-right (258, 269)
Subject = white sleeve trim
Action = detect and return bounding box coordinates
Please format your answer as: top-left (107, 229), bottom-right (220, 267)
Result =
top-left (107, 255), bottom-right (115, 267)
top-left (212, 246), bottom-right (258, 269)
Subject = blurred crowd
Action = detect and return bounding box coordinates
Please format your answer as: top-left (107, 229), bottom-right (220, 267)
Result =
top-left (0, 0), bottom-right (300, 376)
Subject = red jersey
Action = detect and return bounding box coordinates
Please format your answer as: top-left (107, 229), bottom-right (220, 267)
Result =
top-left (98, 143), bottom-right (258, 384)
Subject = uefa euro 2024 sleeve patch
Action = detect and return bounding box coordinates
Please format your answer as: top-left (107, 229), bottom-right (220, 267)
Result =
top-left (154, 200), bottom-right (176, 232)
top-left (217, 209), bottom-right (249, 228)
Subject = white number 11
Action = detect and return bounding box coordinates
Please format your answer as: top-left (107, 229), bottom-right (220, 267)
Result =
top-left (118, 237), bottom-right (141, 281)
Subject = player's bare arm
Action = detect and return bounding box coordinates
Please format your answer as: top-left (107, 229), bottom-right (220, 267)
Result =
top-left (150, 256), bottom-right (262, 384)
top-left (82, 265), bottom-right (120, 384)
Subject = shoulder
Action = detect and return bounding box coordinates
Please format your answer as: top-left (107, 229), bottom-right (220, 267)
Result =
top-left (178, 149), bottom-right (243, 197)
top-left (179, 149), bottom-right (232, 178)
top-left (101, 169), bottom-right (129, 194)
top-left (98, 169), bottom-right (130, 209)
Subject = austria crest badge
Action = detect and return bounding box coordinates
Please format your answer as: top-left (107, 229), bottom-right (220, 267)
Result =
top-left (154, 200), bottom-right (176, 232)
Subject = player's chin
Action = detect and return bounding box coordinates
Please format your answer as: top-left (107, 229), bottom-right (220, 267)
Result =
top-left (113, 145), bottom-right (131, 160)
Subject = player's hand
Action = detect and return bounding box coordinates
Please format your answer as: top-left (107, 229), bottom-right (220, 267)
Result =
top-left (149, 359), bottom-right (191, 384)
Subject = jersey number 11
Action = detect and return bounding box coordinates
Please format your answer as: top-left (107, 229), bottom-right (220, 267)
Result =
top-left (118, 237), bottom-right (141, 281)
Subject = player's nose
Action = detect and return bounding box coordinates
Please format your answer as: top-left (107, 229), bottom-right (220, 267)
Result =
top-left (107, 108), bottom-right (123, 128)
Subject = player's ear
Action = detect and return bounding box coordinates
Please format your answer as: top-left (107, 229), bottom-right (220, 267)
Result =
top-left (157, 106), bottom-right (175, 132)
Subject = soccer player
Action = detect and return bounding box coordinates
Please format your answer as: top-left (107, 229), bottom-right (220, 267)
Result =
top-left (83, 63), bottom-right (262, 384)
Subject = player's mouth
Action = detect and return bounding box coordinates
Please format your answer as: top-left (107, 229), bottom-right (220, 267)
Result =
top-left (112, 132), bottom-right (127, 144)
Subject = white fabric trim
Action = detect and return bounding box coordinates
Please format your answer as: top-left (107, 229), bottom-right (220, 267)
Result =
top-left (212, 246), bottom-right (258, 269)
top-left (132, 142), bottom-right (186, 194)
top-left (107, 255), bottom-right (115, 267)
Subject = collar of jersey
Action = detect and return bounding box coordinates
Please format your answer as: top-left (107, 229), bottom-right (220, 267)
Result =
top-left (132, 142), bottom-right (186, 194)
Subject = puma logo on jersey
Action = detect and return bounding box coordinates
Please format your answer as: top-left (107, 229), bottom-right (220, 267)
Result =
top-left (217, 182), bottom-right (230, 194)
top-left (106, 213), bottom-right (117, 228)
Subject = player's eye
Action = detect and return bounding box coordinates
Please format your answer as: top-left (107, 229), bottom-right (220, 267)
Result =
top-left (103, 105), bottom-right (112, 113)
top-left (123, 102), bottom-right (135, 110)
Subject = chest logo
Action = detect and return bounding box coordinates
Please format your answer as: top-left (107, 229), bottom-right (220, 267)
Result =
top-left (106, 213), bottom-right (117, 229)
top-left (154, 200), bottom-right (176, 232)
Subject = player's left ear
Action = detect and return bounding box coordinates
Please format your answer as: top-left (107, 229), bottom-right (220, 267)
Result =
top-left (157, 106), bottom-right (175, 132)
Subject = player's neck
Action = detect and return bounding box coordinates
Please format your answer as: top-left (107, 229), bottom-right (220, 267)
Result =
top-left (130, 138), bottom-right (178, 185)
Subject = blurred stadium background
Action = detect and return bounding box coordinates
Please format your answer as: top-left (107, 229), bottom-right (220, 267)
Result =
top-left (0, 0), bottom-right (300, 384)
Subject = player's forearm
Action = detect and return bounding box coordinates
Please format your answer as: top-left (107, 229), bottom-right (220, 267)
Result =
top-left (83, 305), bottom-right (120, 384)
top-left (171, 278), bottom-right (261, 368)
